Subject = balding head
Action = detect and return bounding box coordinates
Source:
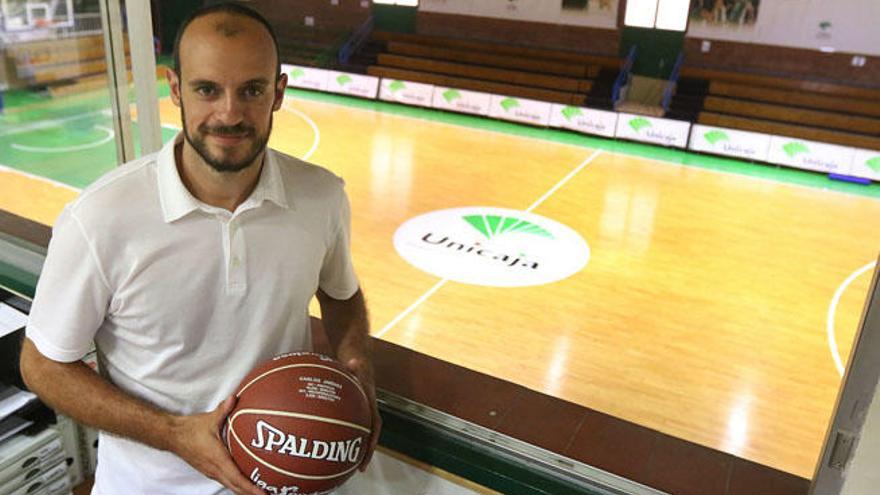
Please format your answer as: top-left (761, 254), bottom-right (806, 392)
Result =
top-left (172, 2), bottom-right (280, 81)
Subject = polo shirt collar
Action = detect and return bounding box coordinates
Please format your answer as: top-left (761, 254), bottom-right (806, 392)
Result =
top-left (157, 133), bottom-right (289, 223)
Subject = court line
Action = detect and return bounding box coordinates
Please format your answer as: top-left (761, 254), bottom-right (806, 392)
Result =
top-left (827, 260), bottom-right (877, 376)
top-left (0, 163), bottom-right (82, 193)
top-left (281, 103), bottom-right (321, 161)
top-left (375, 150), bottom-right (604, 340)
top-left (286, 95), bottom-right (875, 200)
top-left (0, 109), bottom-right (110, 138)
top-left (11, 125), bottom-right (115, 153)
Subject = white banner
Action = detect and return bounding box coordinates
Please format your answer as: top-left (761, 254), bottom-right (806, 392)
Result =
top-left (615, 113), bottom-right (691, 149)
top-left (767, 136), bottom-right (854, 174)
top-left (688, 124), bottom-right (772, 162)
top-left (431, 87), bottom-right (492, 116)
top-left (281, 64), bottom-right (330, 92)
top-left (549, 104), bottom-right (618, 138)
top-left (488, 95), bottom-right (552, 127)
top-left (379, 79), bottom-right (435, 108)
top-left (324, 71), bottom-right (380, 99)
top-left (850, 148), bottom-right (880, 181)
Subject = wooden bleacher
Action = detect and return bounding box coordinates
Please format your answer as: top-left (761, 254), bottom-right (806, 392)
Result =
top-left (366, 65), bottom-right (584, 105)
top-left (707, 81), bottom-right (880, 119)
top-left (702, 95), bottom-right (880, 136)
top-left (385, 41), bottom-right (600, 79)
top-left (681, 66), bottom-right (880, 102)
top-left (366, 31), bottom-right (616, 107)
top-left (376, 53), bottom-right (593, 93)
top-left (5, 34), bottom-right (130, 93)
top-left (372, 31), bottom-right (621, 70)
top-left (699, 111), bottom-right (880, 151)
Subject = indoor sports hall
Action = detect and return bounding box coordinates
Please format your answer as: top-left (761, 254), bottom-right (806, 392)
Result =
top-left (1, 1), bottom-right (880, 495)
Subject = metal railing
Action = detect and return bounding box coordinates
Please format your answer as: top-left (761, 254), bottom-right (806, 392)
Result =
top-left (338, 14), bottom-right (374, 65)
top-left (661, 52), bottom-right (684, 112)
top-left (611, 45), bottom-right (636, 109)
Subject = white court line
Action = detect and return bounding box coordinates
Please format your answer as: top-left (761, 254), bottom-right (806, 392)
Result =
top-left (12, 125), bottom-right (115, 153)
top-left (281, 103), bottom-right (321, 161)
top-left (0, 163), bottom-right (81, 193)
top-left (374, 150), bottom-right (604, 340)
top-left (0, 109), bottom-right (110, 138)
top-left (827, 260), bottom-right (877, 376)
top-left (286, 94), bottom-right (877, 200)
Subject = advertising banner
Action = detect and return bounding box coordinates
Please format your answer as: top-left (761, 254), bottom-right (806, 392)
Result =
top-left (431, 87), bottom-right (492, 116)
top-left (549, 104), bottom-right (618, 138)
top-left (488, 95), bottom-right (552, 127)
top-left (849, 148), bottom-right (880, 181)
top-left (379, 79), bottom-right (435, 108)
top-left (689, 124), bottom-right (772, 162)
top-left (324, 71), bottom-right (380, 99)
top-left (767, 136), bottom-right (854, 174)
top-left (281, 64), bottom-right (330, 92)
top-left (615, 113), bottom-right (691, 148)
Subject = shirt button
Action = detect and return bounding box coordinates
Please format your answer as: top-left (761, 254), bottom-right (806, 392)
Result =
top-left (231, 256), bottom-right (241, 268)
top-left (229, 222), bottom-right (237, 235)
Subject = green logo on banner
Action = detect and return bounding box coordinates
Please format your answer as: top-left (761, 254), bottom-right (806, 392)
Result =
top-left (561, 106), bottom-right (582, 121)
top-left (500, 98), bottom-right (520, 112)
top-left (866, 157), bottom-right (880, 173)
top-left (336, 74), bottom-right (353, 86)
top-left (629, 117), bottom-right (651, 133)
top-left (463, 215), bottom-right (554, 240)
top-left (290, 67), bottom-right (305, 79)
top-left (819, 21), bottom-right (832, 30)
top-left (443, 89), bottom-right (461, 103)
top-left (389, 80), bottom-right (406, 93)
top-left (704, 130), bottom-right (729, 145)
top-left (783, 142), bottom-right (810, 158)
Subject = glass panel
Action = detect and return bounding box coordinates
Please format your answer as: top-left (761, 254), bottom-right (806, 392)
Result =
top-left (0, 0), bottom-right (169, 227)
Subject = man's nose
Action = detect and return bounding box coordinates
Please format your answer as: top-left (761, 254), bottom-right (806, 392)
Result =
top-left (214, 93), bottom-right (244, 124)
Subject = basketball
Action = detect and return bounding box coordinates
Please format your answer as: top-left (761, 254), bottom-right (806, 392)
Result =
top-left (224, 352), bottom-right (372, 495)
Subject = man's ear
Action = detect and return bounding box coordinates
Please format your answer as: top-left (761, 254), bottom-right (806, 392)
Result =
top-left (167, 68), bottom-right (182, 107)
top-left (273, 73), bottom-right (287, 111)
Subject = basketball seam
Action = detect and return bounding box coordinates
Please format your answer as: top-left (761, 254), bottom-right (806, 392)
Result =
top-left (230, 409), bottom-right (371, 434)
top-left (228, 420), bottom-right (362, 481)
top-left (236, 362), bottom-right (369, 404)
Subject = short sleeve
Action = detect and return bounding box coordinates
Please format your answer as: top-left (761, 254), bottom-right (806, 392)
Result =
top-left (318, 188), bottom-right (359, 300)
top-left (26, 207), bottom-right (111, 362)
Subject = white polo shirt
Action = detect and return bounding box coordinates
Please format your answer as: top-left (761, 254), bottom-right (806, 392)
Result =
top-left (26, 133), bottom-right (359, 494)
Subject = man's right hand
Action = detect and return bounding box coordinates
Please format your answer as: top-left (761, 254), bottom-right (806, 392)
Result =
top-left (169, 396), bottom-right (264, 495)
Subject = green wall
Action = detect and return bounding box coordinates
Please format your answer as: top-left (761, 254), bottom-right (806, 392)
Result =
top-left (620, 27), bottom-right (684, 79)
top-left (372, 4), bottom-right (417, 33)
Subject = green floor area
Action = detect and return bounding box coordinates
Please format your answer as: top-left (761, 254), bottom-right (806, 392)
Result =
top-left (2, 79), bottom-right (879, 198)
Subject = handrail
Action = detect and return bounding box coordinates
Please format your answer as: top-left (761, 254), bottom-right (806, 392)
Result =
top-left (338, 14), bottom-right (374, 65)
top-left (612, 46), bottom-right (636, 108)
top-left (662, 52), bottom-right (684, 112)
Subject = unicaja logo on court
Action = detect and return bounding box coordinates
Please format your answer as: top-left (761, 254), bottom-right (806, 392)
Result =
top-left (394, 207), bottom-right (589, 287)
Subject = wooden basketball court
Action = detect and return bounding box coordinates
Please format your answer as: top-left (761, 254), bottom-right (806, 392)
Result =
top-left (5, 92), bottom-right (878, 479)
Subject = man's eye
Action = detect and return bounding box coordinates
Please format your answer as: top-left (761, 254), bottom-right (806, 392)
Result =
top-left (244, 87), bottom-right (265, 97)
top-left (195, 86), bottom-right (216, 96)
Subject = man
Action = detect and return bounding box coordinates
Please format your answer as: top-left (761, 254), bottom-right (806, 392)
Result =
top-left (19, 3), bottom-right (379, 494)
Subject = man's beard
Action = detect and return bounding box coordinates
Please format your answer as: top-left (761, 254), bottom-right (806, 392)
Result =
top-left (181, 104), bottom-right (272, 173)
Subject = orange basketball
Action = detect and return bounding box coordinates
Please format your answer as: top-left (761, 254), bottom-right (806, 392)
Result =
top-left (224, 352), bottom-right (372, 495)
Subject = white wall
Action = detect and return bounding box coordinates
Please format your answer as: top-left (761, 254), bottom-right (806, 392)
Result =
top-left (418, 0), bottom-right (619, 29)
top-left (841, 375), bottom-right (880, 495)
top-left (686, 0), bottom-right (880, 56)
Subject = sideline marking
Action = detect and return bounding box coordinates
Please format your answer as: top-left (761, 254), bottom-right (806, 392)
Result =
top-left (375, 150), bottom-right (604, 340)
top-left (0, 163), bottom-right (82, 193)
top-left (12, 125), bottom-right (115, 153)
top-left (827, 260), bottom-right (876, 376)
top-left (282, 103), bottom-right (320, 161)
